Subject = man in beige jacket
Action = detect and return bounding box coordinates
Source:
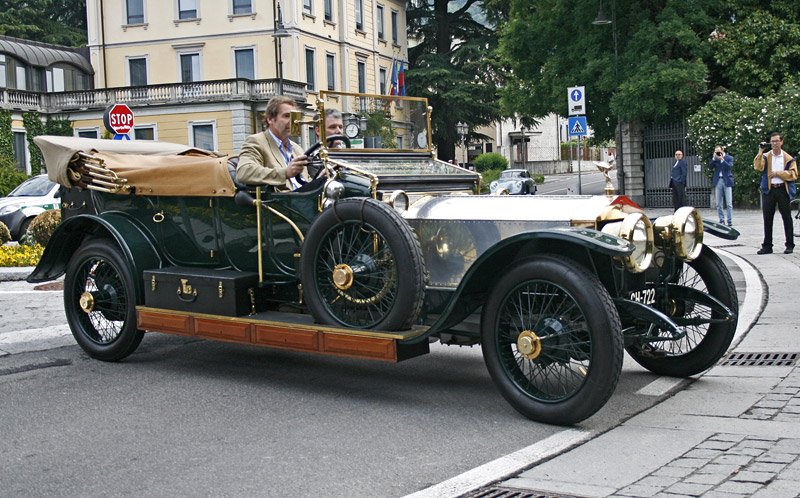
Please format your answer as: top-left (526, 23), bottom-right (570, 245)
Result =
top-left (754, 132), bottom-right (797, 254)
top-left (236, 96), bottom-right (309, 190)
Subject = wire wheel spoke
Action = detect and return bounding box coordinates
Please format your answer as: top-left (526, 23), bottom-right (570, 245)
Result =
top-left (74, 258), bottom-right (127, 344)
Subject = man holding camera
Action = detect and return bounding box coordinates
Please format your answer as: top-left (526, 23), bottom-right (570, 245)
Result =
top-left (754, 132), bottom-right (797, 254)
top-left (708, 145), bottom-right (735, 226)
top-left (669, 149), bottom-right (688, 210)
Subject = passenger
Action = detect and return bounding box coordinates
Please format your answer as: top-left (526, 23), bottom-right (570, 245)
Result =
top-left (316, 108), bottom-right (344, 142)
top-left (237, 96), bottom-right (309, 190)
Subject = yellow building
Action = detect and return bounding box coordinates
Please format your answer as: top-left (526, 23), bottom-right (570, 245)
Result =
top-left (1, 0), bottom-right (409, 168)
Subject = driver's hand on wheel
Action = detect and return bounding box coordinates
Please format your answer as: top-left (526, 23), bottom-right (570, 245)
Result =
top-left (287, 155), bottom-right (308, 178)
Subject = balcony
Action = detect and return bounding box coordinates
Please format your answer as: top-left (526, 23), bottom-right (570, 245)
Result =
top-left (0, 78), bottom-right (307, 113)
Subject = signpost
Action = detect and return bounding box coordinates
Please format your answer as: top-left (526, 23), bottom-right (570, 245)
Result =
top-left (103, 103), bottom-right (135, 140)
top-left (568, 114), bottom-right (588, 195)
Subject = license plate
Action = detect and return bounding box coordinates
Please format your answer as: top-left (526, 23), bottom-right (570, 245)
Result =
top-left (629, 288), bottom-right (656, 305)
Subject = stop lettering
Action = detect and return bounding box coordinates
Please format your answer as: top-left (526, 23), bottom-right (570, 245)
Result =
top-left (103, 104), bottom-right (135, 135)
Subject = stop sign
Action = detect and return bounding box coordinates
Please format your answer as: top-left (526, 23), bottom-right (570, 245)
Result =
top-left (103, 103), bottom-right (135, 135)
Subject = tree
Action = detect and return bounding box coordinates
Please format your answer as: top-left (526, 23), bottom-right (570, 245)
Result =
top-left (0, 0), bottom-right (87, 47)
top-left (494, 0), bottom-right (716, 141)
top-left (406, 0), bottom-right (504, 161)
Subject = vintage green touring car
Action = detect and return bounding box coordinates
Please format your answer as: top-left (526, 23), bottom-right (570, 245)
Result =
top-left (29, 91), bottom-right (739, 425)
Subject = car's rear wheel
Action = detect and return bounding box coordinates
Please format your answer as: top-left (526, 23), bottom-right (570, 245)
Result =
top-left (301, 198), bottom-right (426, 330)
top-left (64, 239), bottom-right (143, 361)
top-left (481, 255), bottom-right (623, 425)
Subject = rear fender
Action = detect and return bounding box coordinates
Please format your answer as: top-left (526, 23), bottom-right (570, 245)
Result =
top-left (27, 213), bottom-right (162, 302)
top-left (411, 229), bottom-right (633, 342)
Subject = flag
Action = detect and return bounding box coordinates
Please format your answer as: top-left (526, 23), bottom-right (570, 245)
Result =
top-left (397, 61), bottom-right (405, 96)
top-left (388, 58), bottom-right (398, 96)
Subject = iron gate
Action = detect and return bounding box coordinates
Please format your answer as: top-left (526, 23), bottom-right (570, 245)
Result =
top-left (644, 122), bottom-right (711, 208)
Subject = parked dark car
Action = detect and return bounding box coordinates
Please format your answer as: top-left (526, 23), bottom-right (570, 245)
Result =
top-left (28, 91), bottom-right (739, 425)
top-left (489, 168), bottom-right (537, 195)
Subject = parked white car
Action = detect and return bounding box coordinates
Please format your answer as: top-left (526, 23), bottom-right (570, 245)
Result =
top-left (0, 174), bottom-right (60, 240)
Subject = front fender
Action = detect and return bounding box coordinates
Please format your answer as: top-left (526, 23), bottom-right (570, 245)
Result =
top-left (407, 228), bottom-right (633, 343)
top-left (27, 213), bottom-right (162, 303)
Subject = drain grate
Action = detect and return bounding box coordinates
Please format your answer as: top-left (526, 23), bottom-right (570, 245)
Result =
top-left (720, 352), bottom-right (799, 367)
top-left (462, 487), bottom-right (574, 498)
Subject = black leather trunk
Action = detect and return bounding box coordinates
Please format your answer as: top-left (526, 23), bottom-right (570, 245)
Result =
top-left (143, 267), bottom-right (260, 317)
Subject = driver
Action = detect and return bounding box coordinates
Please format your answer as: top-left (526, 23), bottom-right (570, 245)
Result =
top-left (236, 96), bottom-right (309, 190)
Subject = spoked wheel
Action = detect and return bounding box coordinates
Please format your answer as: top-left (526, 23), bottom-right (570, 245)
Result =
top-left (481, 256), bottom-right (623, 425)
top-left (64, 239), bottom-right (143, 361)
top-left (301, 198), bottom-right (425, 330)
top-left (792, 199), bottom-right (800, 237)
top-left (626, 247), bottom-right (737, 377)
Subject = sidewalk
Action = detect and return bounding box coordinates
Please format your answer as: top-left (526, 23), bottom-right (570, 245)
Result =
top-left (0, 266), bottom-right (34, 282)
top-left (493, 208), bottom-right (800, 497)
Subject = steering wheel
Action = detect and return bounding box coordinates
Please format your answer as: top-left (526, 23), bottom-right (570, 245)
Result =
top-left (305, 134), bottom-right (351, 180)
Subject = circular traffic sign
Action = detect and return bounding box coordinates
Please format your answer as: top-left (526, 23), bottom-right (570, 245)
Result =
top-left (103, 104), bottom-right (135, 135)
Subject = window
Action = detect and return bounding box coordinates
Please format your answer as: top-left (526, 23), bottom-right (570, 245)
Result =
top-left (379, 67), bottom-right (386, 95)
top-left (191, 122), bottom-right (216, 151)
top-left (355, 0), bottom-right (363, 30)
top-left (305, 48), bottom-right (315, 90)
top-left (134, 126), bottom-right (156, 140)
top-left (234, 49), bottom-right (255, 79)
top-left (126, 0), bottom-right (144, 24)
top-left (49, 67), bottom-right (64, 92)
top-left (77, 129), bottom-right (99, 139)
top-left (178, 0), bottom-right (197, 19)
top-left (0, 55), bottom-right (5, 88)
top-left (12, 131), bottom-right (27, 173)
top-left (326, 54), bottom-right (335, 90)
top-left (303, 0), bottom-right (312, 16)
top-left (129, 58), bottom-right (147, 86)
top-left (391, 10), bottom-right (398, 44)
top-left (357, 61), bottom-right (366, 93)
top-left (324, 0), bottom-right (332, 21)
top-left (376, 5), bottom-right (384, 40)
top-left (180, 53), bottom-right (200, 82)
top-left (15, 65), bottom-right (26, 91)
top-left (232, 0), bottom-right (252, 14)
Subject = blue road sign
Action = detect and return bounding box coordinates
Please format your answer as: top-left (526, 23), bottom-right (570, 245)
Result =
top-left (570, 89), bottom-right (582, 102)
top-left (568, 116), bottom-right (588, 137)
top-left (113, 134), bottom-right (131, 140)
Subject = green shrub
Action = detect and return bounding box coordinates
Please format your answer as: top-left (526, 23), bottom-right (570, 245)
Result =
top-left (0, 157), bottom-right (28, 197)
top-left (0, 221), bottom-right (10, 245)
top-left (28, 209), bottom-right (61, 246)
top-left (533, 174), bottom-right (545, 184)
top-left (472, 152), bottom-right (508, 173)
top-left (480, 168), bottom-right (502, 193)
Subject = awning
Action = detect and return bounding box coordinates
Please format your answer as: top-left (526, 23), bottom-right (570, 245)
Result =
top-left (0, 36), bottom-right (93, 74)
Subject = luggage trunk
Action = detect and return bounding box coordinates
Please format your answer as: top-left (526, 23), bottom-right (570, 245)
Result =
top-left (143, 267), bottom-right (260, 317)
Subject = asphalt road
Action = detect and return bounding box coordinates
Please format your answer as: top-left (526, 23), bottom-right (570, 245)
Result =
top-left (0, 247), bottom-right (745, 497)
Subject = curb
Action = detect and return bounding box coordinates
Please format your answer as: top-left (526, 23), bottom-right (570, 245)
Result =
top-left (0, 267), bottom-right (34, 282)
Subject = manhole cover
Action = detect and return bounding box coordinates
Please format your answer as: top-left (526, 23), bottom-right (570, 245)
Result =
top-left (34, 281), bottom-right (64, 291)
top-left (720, 352), bottom-right (799, 367)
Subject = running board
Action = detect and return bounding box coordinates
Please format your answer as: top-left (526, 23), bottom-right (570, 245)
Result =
top-left (136, 307), bottom-right (430, 362)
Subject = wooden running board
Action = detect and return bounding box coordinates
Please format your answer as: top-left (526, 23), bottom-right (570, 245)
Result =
top-left (136, 307), bottom-right (430, 362)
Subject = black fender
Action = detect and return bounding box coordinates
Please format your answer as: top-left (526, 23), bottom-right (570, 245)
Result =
top-left (407, 228), bottom-right (634, 343)
top-left (702, 219), bottom-right (739, 240)
top-left (27, 213), bottom-right (162, 303)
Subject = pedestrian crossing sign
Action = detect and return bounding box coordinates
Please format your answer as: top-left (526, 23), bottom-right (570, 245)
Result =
top-left (568, 116), bottom-right (588, 137)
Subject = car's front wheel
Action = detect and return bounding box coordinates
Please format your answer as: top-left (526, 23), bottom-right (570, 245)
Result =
top-left (481, 255), bottom-right (623, 425)
top-left (64, 239), bottom-right (144, 361)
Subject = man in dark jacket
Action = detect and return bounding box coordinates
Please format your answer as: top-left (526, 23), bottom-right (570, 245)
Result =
top-left (708, 145), bottom-right (735, 226)
top-left (669, 149), bottom-right (688, 210)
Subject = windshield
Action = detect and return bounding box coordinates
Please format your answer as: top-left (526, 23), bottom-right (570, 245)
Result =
top-left (8, 176), bottom-right (56, 197)
top-left (318, 91), bottom-right (431, 152)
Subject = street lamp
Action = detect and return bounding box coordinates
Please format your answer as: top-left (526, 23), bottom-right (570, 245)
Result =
top-left (272, 1), bottom-right (290, 96)
top-left (593, 0), bottom-right (624, 194)
top-left (456, 121), bottom-right (468, 166)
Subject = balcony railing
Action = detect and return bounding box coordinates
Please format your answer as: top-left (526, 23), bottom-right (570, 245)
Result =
top-left (0, 78), bottom-right (307, 113)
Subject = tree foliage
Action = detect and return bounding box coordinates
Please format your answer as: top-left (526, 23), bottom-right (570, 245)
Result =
top-left (406, 0), bottom-right (504, 160)
top-left (0, 0), bottom-right (87, 46)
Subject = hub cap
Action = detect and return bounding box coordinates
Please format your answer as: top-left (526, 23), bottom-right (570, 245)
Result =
top-left (332, 263), bottom-right (354, 290)
top-left (517, 330), bottom-right (542, 359)
top-left (79, 291), bottom-right (95, 313)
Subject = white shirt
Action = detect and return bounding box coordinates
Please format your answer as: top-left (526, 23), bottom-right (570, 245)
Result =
top-left (268, 129), bottom-right (302, 190)
top-left (771, 151), bottom-right (784, 186)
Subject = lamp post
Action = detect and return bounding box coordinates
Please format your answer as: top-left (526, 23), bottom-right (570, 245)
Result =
top-left (272, 1), bottom-right (290, 96)
top-left (456, 121), bottom-right (468, 167)
top-left (593, 0), bottom-right (624, 194)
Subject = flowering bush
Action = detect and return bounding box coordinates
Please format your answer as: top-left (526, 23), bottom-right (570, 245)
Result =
top-left (0, 244), bottom-right (44, 267)
top-left (28, 209), bottom-right (61, 246)
top-left (688, 76), bottom-right (800, 207)
top-left (0, 221), bottom-right (10, 245)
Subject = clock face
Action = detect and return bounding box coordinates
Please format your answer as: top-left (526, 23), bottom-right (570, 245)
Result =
top-left (417, 131), bottom-right (428, 149)
top-left (345, 123), bottom-right (360, 138)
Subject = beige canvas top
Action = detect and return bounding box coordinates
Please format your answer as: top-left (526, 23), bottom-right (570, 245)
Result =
top-left (34, 135), bottom-right (236, 197)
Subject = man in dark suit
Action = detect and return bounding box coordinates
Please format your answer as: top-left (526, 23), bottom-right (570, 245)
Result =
top-left (669, 149), bottom-right (688, 210)
top-left (708, 144), bottom-right (735, 226)
top-left (236, 96), bottom-right (309, 190)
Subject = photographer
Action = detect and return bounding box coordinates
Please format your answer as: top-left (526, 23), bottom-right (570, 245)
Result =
top-left (754, 132), bottom-right (797, 254)
top-left (708, 145), bottom-right (734, 226)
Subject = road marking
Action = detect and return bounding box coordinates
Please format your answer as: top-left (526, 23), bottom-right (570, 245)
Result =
top-left (403, 428), bottom-right (594, 498)
top-left (0, 290), bottom-right (63, 294)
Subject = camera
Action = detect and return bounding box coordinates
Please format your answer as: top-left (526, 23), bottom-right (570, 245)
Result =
top-left (760, 142), bottom-right (770, 150)
top-left (715, 151), bottom-right (723, 157)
